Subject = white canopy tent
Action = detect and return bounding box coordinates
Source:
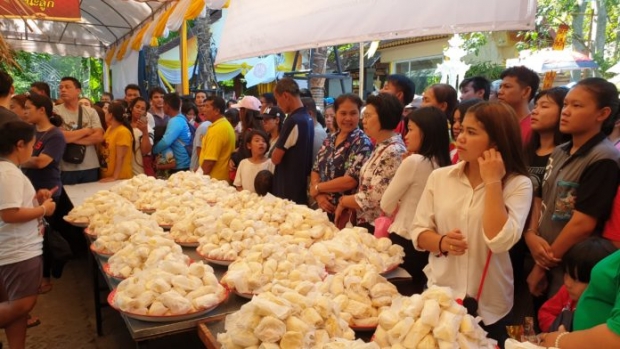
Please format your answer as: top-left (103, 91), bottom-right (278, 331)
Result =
top-left (215, 0), bottom-right (537, 64)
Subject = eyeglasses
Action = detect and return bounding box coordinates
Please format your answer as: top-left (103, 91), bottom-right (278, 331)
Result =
top-left (361, 112), bottom-right (376, 119)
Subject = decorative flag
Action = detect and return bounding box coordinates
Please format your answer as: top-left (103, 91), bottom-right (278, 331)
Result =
top-left (244, 55), bottom-right (276, 88)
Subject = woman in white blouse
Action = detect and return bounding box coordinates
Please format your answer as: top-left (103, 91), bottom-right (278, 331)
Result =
top-left (411, 101), bottom-right (532, 346)
top-left (380, 106), bottom-right (452, 292)
top-left (335, 92), bottom-right (407, 233)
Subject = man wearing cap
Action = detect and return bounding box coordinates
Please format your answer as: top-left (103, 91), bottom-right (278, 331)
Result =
top-left (271, 78), bottom-right (314, 204)
top-left (199, 95), bottom-right (236, 181)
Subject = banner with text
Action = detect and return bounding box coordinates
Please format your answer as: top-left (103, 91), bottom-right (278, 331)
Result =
top-left (0, 0), bottom-right (81, 21)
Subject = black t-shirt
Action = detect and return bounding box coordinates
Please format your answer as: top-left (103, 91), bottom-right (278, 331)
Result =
top-left (23, 128), bottom-right (66, 198)
top-left (529, 153), bottom-right (550, 198)
top-left (273, 107), bottom-right (314, 204)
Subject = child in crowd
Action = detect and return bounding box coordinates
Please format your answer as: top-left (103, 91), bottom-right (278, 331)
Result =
top-left (254, 170), bottom-right (274, 196)
top-left (0, 121), bottom-right (56, 349)
top-left (234, 130), bottom-right (274, 193)
top-left (538, 238), bottom-right (616, 332)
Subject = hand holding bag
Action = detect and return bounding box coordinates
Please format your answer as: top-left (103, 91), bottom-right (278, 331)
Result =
top-left (374, 207), bottom-right (398, 238)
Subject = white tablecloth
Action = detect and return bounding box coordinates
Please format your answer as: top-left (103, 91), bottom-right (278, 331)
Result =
top-left (63, 180), bottom-right (122, 206)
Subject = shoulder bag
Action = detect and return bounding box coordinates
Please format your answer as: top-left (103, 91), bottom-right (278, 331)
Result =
top-left (62, 106), bottom-right (87, 164)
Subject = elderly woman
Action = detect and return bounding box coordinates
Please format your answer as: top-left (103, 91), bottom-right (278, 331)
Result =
top-left (335, 92), bottom-right (407, 232)
top-left (309, 94), bottom-right (373, 217)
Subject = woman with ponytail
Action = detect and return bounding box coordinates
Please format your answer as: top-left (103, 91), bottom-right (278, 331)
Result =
top-left (99, 102), bottom-right (134, 181)
top-left (21, 93), bottom-right (67, 296)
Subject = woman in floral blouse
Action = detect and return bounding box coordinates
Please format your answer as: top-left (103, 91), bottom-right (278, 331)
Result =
top-left (309, 94), bottom-right (372, 218)
top-left (335, 93), bottom-right (407, 233)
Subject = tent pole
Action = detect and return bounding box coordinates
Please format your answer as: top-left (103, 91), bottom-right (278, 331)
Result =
top-left (359, 42), bottom-right (364, 99)
top-left (180, 20), bottom-right (189, 95)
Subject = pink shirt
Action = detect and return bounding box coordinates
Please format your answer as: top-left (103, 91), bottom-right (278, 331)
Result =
top-left (520, 114), bottom-right (532, 145)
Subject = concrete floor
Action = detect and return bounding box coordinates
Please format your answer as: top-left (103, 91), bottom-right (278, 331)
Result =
top-left (0, 255), bottom-right (204, 349)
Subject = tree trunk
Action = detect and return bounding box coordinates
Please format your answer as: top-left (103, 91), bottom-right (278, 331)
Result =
top-left (571, 1), bottom-right (588, 81)
top-left (310, 47), bottom-right (328, 111)
top-left (593, 0), bottom-right (606, 57)
top-left (194, 14), bottom-right (217, 92)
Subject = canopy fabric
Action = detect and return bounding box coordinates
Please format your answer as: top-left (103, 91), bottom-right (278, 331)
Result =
top-left (215, 0), bottom-right (537, 64)
top-left (1, 0), bottom-right (172, 58)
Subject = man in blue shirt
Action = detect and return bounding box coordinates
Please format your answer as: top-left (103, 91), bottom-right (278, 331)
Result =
top-left (152, 93), bottom-right (191, 172)
top-left (271, 78), bottom-right (314, 204)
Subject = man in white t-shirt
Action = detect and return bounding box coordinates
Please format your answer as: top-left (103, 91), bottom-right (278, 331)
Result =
top-left (56, 77), bottom-right (104, 184)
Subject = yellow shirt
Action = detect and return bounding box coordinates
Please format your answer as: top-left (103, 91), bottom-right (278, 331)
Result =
top-left (199, 117), bottom-right (236, 181)
top-left (100, 125), bottom-right (134, 179)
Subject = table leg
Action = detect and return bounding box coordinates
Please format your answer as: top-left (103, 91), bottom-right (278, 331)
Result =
top-left (91, 252), bottom-right (104, 336)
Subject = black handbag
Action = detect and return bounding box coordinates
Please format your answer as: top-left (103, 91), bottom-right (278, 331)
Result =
top-left (45, 221), bottom-right (73, 262)
top-left (62, 106), bottom-right (87, 164)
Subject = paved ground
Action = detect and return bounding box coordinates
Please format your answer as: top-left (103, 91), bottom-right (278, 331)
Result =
top-left (0, 255), bottom-right (204, 349)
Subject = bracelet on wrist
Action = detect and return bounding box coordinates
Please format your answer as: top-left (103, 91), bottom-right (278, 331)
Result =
top-left (525, 228), bottom-right (540, 236)
top-left (315, 183), bottom-right (320, 194)
top-left (437, 235), bottom-right (448, 257)
top-left (555, 331), bottom-right (570, 348)
top-left (41, 205), bottom-right (46, 217)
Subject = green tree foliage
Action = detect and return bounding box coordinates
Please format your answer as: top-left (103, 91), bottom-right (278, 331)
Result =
top-left (465, 62), bottom-right (505, 81)
top-left (517, 0), bottom-right (620, 77)
top-left (3, 52), bottom-right (103, 99)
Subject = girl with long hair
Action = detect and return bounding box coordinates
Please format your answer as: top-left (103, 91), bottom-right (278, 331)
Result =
top-left (380, 106), bottom-right (452, 292)
top-left (411, 101), bottom-right (533, 346)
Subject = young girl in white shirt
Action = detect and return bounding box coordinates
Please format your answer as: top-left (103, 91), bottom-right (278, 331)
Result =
top-left (411, 101), bottom-right (533, 347)
top-left (380, 106), bottom-right (452, 293)
top-left (234, 130), bottom-right (274, 193)
top-left (0, 121), bottom-right (56, 349)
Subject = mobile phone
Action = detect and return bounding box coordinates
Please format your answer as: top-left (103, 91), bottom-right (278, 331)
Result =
top-left (139, 115), bottom-right (147, 123)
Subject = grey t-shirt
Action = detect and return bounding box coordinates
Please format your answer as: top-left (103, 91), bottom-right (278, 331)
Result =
top-left (55, 104), bottom-right (103, 172)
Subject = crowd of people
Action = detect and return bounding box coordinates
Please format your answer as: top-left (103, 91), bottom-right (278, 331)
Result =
top-left (1, 65), bottom-right (620, 349)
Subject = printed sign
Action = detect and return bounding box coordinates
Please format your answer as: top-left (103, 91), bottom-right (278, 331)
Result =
top-left (0, 0), bottom-right (81, 21)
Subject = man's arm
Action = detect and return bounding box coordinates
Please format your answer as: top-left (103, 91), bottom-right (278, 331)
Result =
top-left (73, 128), bottom-right (104, 145)
top-left (21, 153), bottom-right (54, 169)
top-left (271, 148), bottom-right (285, 165)
top-left (61, 128), bottom-right (91, 143)
top-left (201, 159), bottom-right (216, 175)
